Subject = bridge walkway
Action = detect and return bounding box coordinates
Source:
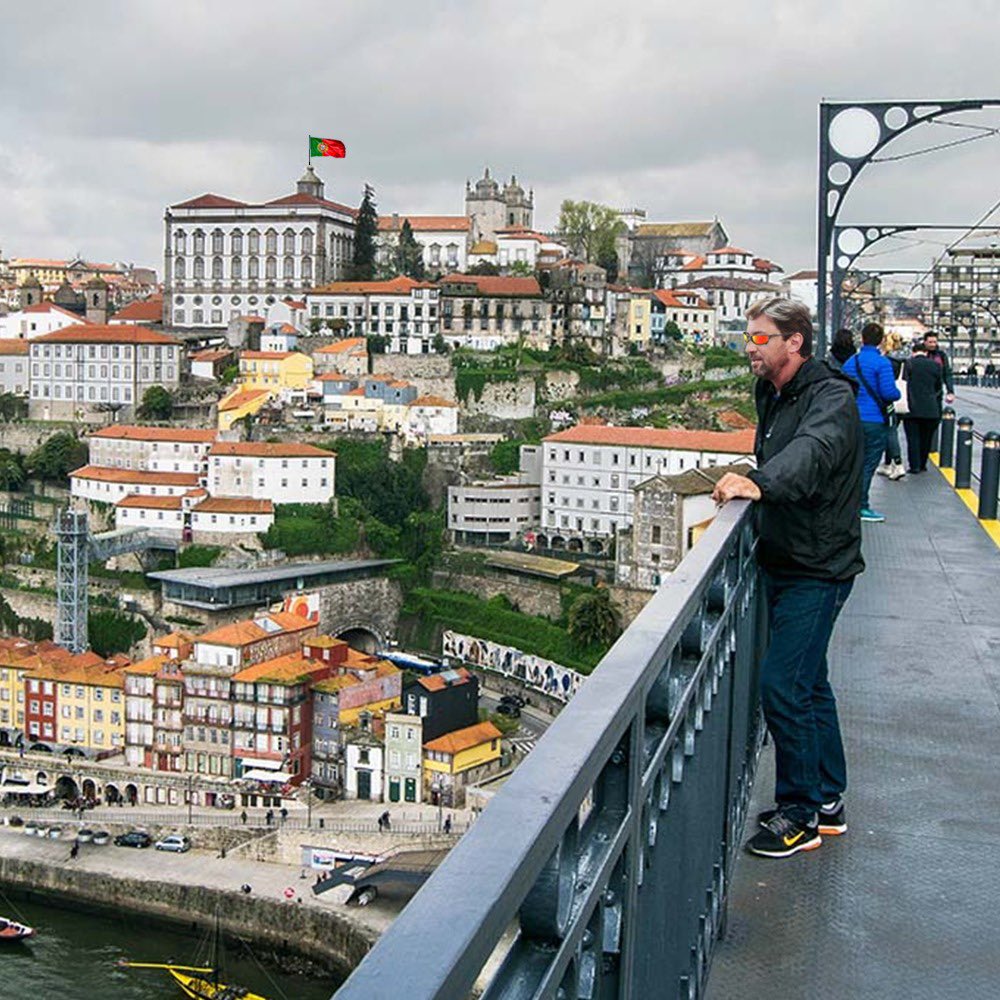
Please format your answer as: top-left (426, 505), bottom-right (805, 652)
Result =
top-left (707, 459), bottom-right (1000, 998)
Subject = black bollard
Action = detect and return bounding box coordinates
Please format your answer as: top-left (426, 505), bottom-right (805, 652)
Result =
top-left (979, 432), bottom-right (1000, 520)
top-left (939, 408), bottom-right (956, 468)
top-left (955, 417), bottom-right (974, 489)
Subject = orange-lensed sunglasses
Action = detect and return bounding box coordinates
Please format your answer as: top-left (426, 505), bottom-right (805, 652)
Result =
top-left (742, 331), bottom-right (781, 345)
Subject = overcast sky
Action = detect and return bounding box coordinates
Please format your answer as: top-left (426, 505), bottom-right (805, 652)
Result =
top-left (4, 0), bottom-right (1000, 287)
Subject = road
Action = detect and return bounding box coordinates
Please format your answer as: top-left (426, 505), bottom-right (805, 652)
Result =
top-left (950, 385), bottom-right (1000, 499)
top-left (479, 689), bottom-right (553, 758)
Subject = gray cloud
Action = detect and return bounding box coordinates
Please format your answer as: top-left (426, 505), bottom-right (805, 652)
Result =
top-left (3, 0), bottom-right (1000, 279)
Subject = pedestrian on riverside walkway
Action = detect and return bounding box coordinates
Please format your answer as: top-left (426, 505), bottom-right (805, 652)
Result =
top-left (842, 322), bottom-right (900, 522)
top-left (240, 809), bottom-right (247, 825)
top-left (713, 297), bottom-right (863, 859)
top-left (902, 340), bottom-right (944, 473)
top-left (924, 332), bottom-right (955, 405)
top-left (443, 815), bottom-right (452, 834)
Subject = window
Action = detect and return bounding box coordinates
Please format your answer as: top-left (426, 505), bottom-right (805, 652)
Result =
top-left (265, 257), bottom-right (276, 279)
top-left (175, 256), bottom-right (185, 279)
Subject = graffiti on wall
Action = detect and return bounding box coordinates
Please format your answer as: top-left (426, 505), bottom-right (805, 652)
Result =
top-left (283, 591), bottom-right (320, 622)
top-left (441, 631), bottom-right (584, 703)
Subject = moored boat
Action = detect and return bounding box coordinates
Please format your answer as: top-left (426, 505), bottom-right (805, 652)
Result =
top-left (0, 917), bottom-right (35, 942)
top-left (120, 962), bottom-right (266, 1000)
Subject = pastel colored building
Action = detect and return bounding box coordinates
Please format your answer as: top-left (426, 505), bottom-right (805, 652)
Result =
top-left (423, 720), bottom-right (503, 808)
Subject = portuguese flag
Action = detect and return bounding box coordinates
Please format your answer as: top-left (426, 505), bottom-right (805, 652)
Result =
top-left (309, 136), bottom-right (346, 158)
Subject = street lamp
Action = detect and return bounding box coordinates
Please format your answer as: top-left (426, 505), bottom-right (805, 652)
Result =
top-left (431, 778), bottom-right (443, 832)
top-left (187, 773), bottom-right (193, 826)
top-left (303, 777), bottom-right (313, 829)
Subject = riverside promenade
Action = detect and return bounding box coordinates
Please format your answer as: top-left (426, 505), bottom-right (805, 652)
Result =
top-left (707, 450), bottom-right (1000, 997)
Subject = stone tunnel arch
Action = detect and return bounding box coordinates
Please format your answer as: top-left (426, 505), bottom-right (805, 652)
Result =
top-left (105, 782), bottom-right (121, 804)
top-left (82, 778), bottom-right (97, 799)
top-left (336, 623), bottom-right (383, 654)
top-left (54, 775), bottom-right (78, 800)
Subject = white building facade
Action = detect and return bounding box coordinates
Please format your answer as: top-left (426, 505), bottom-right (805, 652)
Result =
top-left (164, 167), bottom-right (356, 330)
top-left (384, 710), bottom-right (424, 804)
top-left (87, 426), bottom-right (217, 475)
top-left (207, 442), bottom-right (335, 504)
top-left (376, 215), bottom-right (470, 275)
top-left (539, 425), bottom-right (756, 551)
top-left (0, 340), bottom-right (29, 395)
top-left (28, 325), bottom-right (181, 422)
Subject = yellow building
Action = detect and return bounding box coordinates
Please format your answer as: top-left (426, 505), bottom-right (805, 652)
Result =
top-left (217, 386), bottom-right (273, 431)
top-left (627, 293), bottom-right (652, 350)
top-left (238, 350), bottom-right (313, 392)
top-left (423, 720), bottom-right (503, 807)
top-left (0, 640), bottom-right (41, 740)
top-left (25, 659), bottom-right (126, 755)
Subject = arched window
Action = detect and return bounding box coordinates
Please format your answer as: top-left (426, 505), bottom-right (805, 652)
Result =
top-left (248, 256), bottom-right (259, 279)
top-left (429, 243), bottom-right (441, 266)
top-left (265, 229), bottom-right (277, 254)
top-left (174, 230), bottom-right (186, 254)
top-left (283, 229), bottom-right (296, 254)
top-left (212, 229), bottom-right (224, 253)
top-left (301, 229), bottom-right (313, 253)
top-left (231, 230), bottom-right (243, 254)
top-left (283, 256), bottom-right (295, 279)
top-left (248, 229), bottom-right (260, 254)
top-left (212, 256), bottom-right (223, 279)
top-left (174, 256), bottom-right (185, 279)
top-left (193, 257), bottom-right (205, 279)
top-left (231, 256), bottom-right (242, 280)
top-left (193, 230), bottom-right (205, 253)
top-left (301, 256), bottom-right (312, 282)
top-left (265, 256), bottom-right (276, 279)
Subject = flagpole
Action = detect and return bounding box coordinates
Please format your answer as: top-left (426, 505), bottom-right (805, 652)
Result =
top-left (307, 136), bottom-right (311, 168)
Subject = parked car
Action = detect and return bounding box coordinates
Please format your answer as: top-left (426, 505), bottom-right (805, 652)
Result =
top-left (500, 694), bottom-right (526, 709)
top-left (496, 702), bottom-right (521, 718)
top-left (113, 830), bottom-right (152, 849)
top-left (155, 834), bottom-right (191, 853)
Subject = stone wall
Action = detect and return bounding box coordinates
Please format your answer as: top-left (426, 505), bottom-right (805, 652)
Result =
top-left (0, 421), bottom-right (78, 455)
top-left (460, 377), bottom-right (536, 420)
top-left (540, 369), bottom-right (580, 403)
top-left (607, 585), bottom-right (653, 628)
top-left (372, 354), bottom-right (456, 401)
top-left (316, 576), bottom-right (403, 646)
top-left (430, 569), bottom-right (563, 621)
top-left (0, 854), bottom-right (371, 976)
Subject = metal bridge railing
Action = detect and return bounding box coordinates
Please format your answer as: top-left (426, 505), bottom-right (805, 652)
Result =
top-left (334, 501), bottom-right (765, 1000)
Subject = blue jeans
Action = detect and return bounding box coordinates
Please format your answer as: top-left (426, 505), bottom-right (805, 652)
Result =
top-left (860, 421), bottom-right (887, 509)
top-left (760, 572), bottom-right (854, 823)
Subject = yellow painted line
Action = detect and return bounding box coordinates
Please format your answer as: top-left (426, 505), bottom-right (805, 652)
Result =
top-left (929, 452), bottom-right (940, 465)
top-left (939, 467), bottom-right (956, 486)
top-left (957, 488), bottom-right (979, 515)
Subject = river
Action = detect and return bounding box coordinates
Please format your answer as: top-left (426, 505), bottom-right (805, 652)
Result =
top-left (0, 890), bottom-right (342, 1000)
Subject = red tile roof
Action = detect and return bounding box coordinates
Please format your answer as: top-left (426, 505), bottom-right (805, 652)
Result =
top-left (411, 394), bottom-right (457, 408)
top-left (543, 425), bottom-right (756, 453)
top-left (0, 339), bottom-right (30, 355)
top-left (172, 193), bottom-right (249, 209)
top-left (196, 612), bottom-right (315, 648)
top-left (314, 337), bottom-right (367, 354)
top-left (115, 494), bottom-right (184, 510)
top-left (193, 497), bottom-right (274, 514)
top-left (440, 274), bottom-right (542, 297)
top-left (415, 667), bottom-right (472, 692)
top-left (707, 246), bottom-right (751, 257)
top-left (71, 465), bottom-right (201, 486)
top-left (652, 289), bottom-right (712, 311)
top-left (190, 348), bottom-right (233, 362)
top-left (217, 388), bottom-right (271, 412)
top-left (208, 441), bottom-right (334, 458)
top-left (22, 302), bottom-right (89, 320)
top-left (265, 192), bottom-right (358, 216)
top-left (377, 215), bottom-right (470, 232)
top-left (90, 425), bottom-right (217, 443)
top-left (112, 296), bottom-right (163, 322)
top-left (241, 350), bottom-right (295, 360)
top-left (33, 324), bottom-right (179, 345)
top-left (424, 720), bottom-right (502, 755)
top-left (310, 276), bottom-right (433, 296)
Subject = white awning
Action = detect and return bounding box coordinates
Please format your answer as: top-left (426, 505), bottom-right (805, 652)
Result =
top-left (242, 769), bottom-right (292, 783)
top-left (238, 757), bottom-right (282, 771)
top-left (1, 782), bottom-right (52, 795)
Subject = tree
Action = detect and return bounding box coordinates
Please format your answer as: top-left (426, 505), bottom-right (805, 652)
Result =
top-left (508, 260), bottom-right (534, 277)
top-left (137, 385), bottom-right (174, 420)
top-left (467, 261), bottom-right (500, 276)
top-left (0, 449), bottom-right (26, 491)
top-left (395, 219), bottom-right (425, 279)
top-left (663, 320), bottom-right (683, 342)
top-left (432, 332), bottom-right (449, 355)
top-left (0, 393), bottom-right (27, 421)
top-left (26, 432), bottom-right (88, 485)
top-left (88, 610), bottom-right (146, 657)
top-left (557, 200), bottom-right (625, 266)
top-left (568, 588), bottom-right (622, 649)
top-left (350, 183), bottom-right (378, 281)
top-left (219, 364), bottom-right (239, 385)
top-left (366, 333), bottom-right (388, 355)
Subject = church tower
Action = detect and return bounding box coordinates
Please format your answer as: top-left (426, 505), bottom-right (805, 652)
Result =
top-left (84, 275), bottom-right (108, 324)
top-left (18, 274), bottom-right (42, 310)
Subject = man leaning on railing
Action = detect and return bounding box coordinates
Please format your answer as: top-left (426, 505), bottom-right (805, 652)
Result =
top-left (712, 297), bottom-right (863, 859)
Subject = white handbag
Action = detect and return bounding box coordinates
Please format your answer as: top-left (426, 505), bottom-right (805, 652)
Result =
top-left (893, 363), bottom-right (909, 416)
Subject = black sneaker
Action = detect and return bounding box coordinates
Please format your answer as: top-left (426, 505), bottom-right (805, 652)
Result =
top-left (758, 800), bottom-right (847, 837)
top-left (746, 810), bottom-right (821, 858)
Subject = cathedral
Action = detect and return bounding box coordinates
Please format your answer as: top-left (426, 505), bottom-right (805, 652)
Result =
top-left (464, 168), bottom-right (534, 242)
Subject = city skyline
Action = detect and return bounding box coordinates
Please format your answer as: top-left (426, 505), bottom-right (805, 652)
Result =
top-left (3, 2), bottom-right (1000, 283)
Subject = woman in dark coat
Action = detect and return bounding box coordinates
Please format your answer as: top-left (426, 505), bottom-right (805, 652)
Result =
top-left (902, 341), bottom-right (945, 473)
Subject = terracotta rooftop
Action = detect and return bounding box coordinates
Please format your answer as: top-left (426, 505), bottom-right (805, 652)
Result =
top-left (190, 348), bottom-right (233, 362)
top-left (71, 465), bottom-right (201, 487)
top-left (411, 394), bottom-right (457, 408)
top-left (439, 274), bottom-right (542, 297)
top-left (377, 215), bottom-right (470, 232)
top-left (208, 441), bottom-right (333, 459)
top-left (21, 302), bottom-right (88, 320)
top-left (123, 655), bottom-right (170, 676)
top-left (112, 295), bottom-right (163, 322)
top-left (115, 494), bottom-right (184, 510)
top-left (310, 276), bottom-right (435, 296)
top-left (217, 388), bottom-right (271, 412)
top-left (232, 651), bottom-right (328, 685)
top-left (240, 350), bottom-right (296, 360)
top-left (33, 324), bottom-right (179, 345)
top-left (195, 612), bottom-right (316, 649)
top-left (544, 425), bottom-right (756, 453)
top-left (313, 337), bottom-right (367, 354)
top-left (193, 497), bottom-right (274, 515)
top-left (424, 720), bottom-right (502, 755)
top-left (172, 193), bottom-right (249, 209)
top-left (415, 667), bottom-right (473, 693)
top-left (0, 339), bottom-right (30, 355)
top-left (90, 425), bottom-right (217, 443)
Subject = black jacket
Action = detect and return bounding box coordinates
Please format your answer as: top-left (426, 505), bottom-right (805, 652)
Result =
top-left (905, 355), bottom-right (944, 419)
top-left (746, 358), bottom-right (864, 582)
top-left (925, 348), bottom-right (954, 394)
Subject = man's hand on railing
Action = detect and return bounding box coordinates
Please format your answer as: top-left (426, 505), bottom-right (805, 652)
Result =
top-left (711, 473), bottom-right (761, 506)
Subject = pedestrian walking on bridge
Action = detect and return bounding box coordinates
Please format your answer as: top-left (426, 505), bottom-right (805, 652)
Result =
top-left (902, 340), bottom-right (944, 473)
top-left (713, 297), bottom-right (863, 859)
